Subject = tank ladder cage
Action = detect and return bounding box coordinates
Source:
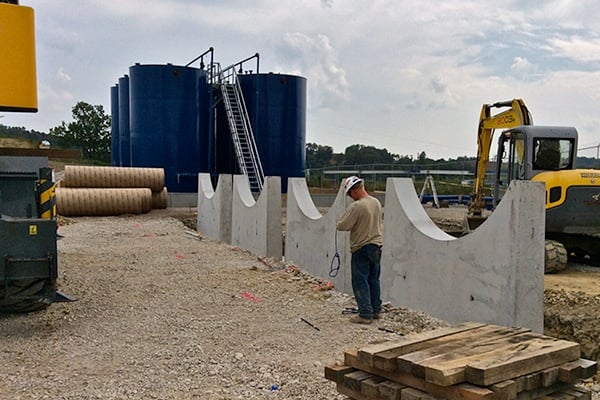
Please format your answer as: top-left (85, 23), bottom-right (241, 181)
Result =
top-left (218, 54), bottom-right (264, 193)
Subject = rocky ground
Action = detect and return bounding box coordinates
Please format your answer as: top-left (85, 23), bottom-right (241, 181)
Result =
top-left (0, 206), bottom-right (598, 399)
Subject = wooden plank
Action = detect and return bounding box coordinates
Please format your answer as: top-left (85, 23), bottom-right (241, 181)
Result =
top-left (558, 359), bottom-right (598, 382)
top-left (324, 364), bottom-right (356, 383)
top-left (514, 375), bottom-right (526, 393)
top-left (374, 324), bottom-right (523, 372)
top-left (541, 366), bottom-right (560, 387)
top-left (421, 333), bottom-right (552, 386)
top-left (361, 376), bottom-right (386, 398)
top-left (522, 372), bottom-right (542, 391)
top-left (345, 349), bottom-right (429, 392)
top-left (421, 394), bottom-right (442, 400)
top-left (578, 359), bottom-right (598, 379)
top-left (356, 322), bottom-right (487, 367)
top-left (336, 382), bottom-right (373, 400)
top-left (379, 380), bottom-right (405, 400)
top-left (344, 349), bottom-right (496, 400)
top-left (451, 383), bottom-right (499, 400)
top-left (344, 370), bottom-right (375, 393)
top-left (402, 387), bottom-right (427, 400)
top-left (398, 327), bottom-right (532, 376)
top-left (490, 380), bottom-right (517, 400)
top-left (422, 336), bottom-right (579, 387)
top-left (465, 339), bottom-right (580, 386)
top-left (515, 382), bottom-right (571, 400)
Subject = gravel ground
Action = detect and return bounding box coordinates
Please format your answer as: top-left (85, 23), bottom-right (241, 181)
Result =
top-left (0, 211), bottom-right (448, 399)
top-left (0, 208), bottom-right (598, 399)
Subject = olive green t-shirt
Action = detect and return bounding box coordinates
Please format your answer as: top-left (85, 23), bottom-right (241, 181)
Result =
top-left (336, 195), bottom-right (383, 253)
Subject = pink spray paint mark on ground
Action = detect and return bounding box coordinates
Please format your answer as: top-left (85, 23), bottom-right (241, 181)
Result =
top-left (241, 291), bottom-right (261, 302)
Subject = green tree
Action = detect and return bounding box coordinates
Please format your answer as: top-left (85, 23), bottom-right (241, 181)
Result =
top-left (343, 144), bottom-right (397, 165)
top-left (306, 142), bottom-right (333, 168)
top-left (50, 102), bottom-right (111, 162)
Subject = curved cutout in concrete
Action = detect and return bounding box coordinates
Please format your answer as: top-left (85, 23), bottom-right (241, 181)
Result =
top-left (387, 178), bottom-right (456, 241)
top-left (381, 178), bottom-right (545, 331)
top-left (197, 173), bottom-right (232, 242)
top-left (231, 175), bottom-right (282, 258)
top-left (285, 178), bottom-right (353, 293)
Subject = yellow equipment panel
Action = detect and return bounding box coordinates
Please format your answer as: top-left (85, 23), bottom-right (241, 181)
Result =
top-left (0, 3), bottom-right (37, 112)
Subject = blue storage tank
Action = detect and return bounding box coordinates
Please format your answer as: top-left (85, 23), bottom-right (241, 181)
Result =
top-left (117, 75), bottom-right (131, 167)
top-left (129, 64), bottom-right (209, 192)
top-left (214, 98), bottom-right (237, 176)
top-left (238, 73), bottom-right (307, 192)
top-left (110, 84), bottom-right (120, 166)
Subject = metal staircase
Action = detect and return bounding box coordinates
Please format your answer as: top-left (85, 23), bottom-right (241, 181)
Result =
top-left (217, 66), bottom-right (264, 193)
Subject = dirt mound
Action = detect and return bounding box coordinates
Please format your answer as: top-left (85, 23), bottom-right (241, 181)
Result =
top-left (544, 288), bottom-right (600, 361)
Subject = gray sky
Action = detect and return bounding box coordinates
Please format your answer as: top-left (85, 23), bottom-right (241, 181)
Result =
top-left (4, 0), bottom-right (600, 160)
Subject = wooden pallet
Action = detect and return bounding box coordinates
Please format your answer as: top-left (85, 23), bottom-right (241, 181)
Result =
top-left (325, 323), bottom-right (596, 400)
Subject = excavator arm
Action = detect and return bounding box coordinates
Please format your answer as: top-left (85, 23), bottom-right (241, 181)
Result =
top-left (469, 99), bottom-right (532, 218)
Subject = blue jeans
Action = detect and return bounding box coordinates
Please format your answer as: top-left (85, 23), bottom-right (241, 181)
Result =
top-left (351, 244), bottom-right (382, 319)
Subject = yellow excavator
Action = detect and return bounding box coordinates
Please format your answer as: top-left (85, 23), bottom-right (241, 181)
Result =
top-left (468, 99), bottom-right (600, 273)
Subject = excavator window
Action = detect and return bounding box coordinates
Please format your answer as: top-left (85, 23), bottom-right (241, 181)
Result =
top-left (532, 139), bottom-right (571, 170)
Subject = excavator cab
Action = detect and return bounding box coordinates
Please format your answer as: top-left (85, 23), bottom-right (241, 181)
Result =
top-left (492, 126), bottom-right (577, 206)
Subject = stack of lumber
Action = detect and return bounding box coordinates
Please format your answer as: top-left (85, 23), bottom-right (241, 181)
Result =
top-left (325, 322), bottom-right (596, 400)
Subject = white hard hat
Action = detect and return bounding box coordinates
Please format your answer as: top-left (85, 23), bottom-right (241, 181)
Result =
top-left (344, 176), bottom-right (363, 194)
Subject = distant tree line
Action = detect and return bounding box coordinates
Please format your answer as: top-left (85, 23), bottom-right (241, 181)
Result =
top-left (306, 142), bottom-right (600, 171)
top-left (306, 142), bottom-right (477, 171)
top-left (1, 101), bottom-right (111, 163)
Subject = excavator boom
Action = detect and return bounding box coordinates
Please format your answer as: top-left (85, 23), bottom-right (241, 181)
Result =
top-left (469, 99), bottom-right (532, 219)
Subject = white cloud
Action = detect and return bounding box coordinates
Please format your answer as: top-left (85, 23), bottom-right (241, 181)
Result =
top-left (276, 32), bottom-right (349, 109)
top-left (510, 57), bottom-right (541, 79)
top-left (547, 36), bottom-right (600, 63)
top-left (56, 67), bottom-right (72, 83)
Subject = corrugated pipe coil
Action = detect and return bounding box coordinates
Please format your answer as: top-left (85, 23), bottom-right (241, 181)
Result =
top-left (64, 165), bottom-right (165, 192)
top-left (151, 187), bottom-right (168, 209)
top-left (56, 187), bottom-right (152, 217)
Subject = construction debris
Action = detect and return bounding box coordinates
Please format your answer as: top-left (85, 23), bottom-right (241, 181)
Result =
top-left (325, 322), bottom-right (597, 400)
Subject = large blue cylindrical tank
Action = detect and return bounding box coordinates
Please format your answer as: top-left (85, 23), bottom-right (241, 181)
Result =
top-left (129, 64), bottom-right (209, 192)
top-left (117, 76), bottom-right (131, 167)
top-left (110, 84), bottom-right (120, 166)
top-left (214, 99), bottom-right (238, 176)
top-left (238, 73), bottom-right (307, 192)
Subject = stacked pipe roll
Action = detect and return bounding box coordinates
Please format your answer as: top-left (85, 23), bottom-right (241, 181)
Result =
top-left (56, 166), bottom-right (168, 217)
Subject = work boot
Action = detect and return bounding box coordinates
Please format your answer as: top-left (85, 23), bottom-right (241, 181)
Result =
top-left (349, 315), bottom-right (372, 324)
top-left (373, 313), bottom-right (381, 320)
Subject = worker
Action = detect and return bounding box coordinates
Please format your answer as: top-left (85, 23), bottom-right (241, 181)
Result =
top-left (336, 176), bottom-right (384, 324)
top-left (534, 139), bottom-right (561, 170)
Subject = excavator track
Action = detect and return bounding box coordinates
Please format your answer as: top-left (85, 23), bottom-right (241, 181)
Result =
top-left (546, 233), bottom-right (600, 270)
top-left (544, 239), bottom-right (568, 274)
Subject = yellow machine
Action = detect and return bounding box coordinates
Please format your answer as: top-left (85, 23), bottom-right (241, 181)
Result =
top-left (1, 1), bottom-right (73, 312)
top-left (468, 99), bottom-right (600, 273)
top-left (0, 1), bottom-right (37, 112)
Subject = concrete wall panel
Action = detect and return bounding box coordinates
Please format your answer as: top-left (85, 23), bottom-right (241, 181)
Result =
top-left (231, 175), bottom-right (282, 258)
top-left (380, 178), bottom-right (545, 332)
top-left (284, 178), bottom-right (352, 293)
top-left (197, 173), bottom-right (232, 242)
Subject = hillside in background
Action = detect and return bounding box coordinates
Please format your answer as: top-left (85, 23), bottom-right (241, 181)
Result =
top-left (0, 124), bottom-right (59, 149)
top-left (0, 137), bottom-right (38, 149)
